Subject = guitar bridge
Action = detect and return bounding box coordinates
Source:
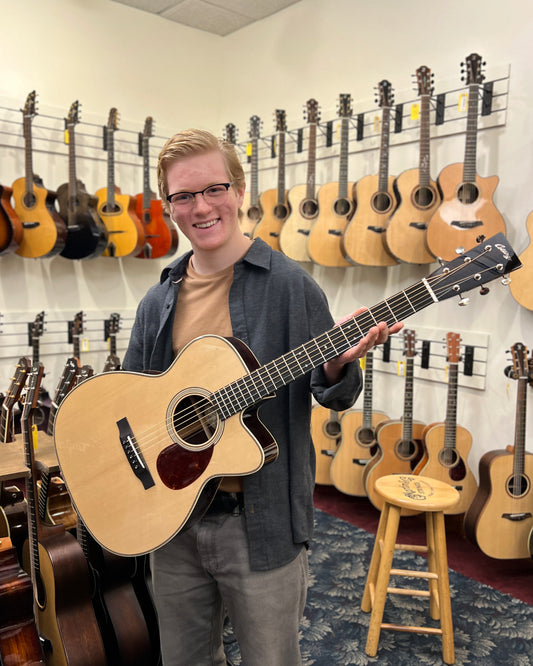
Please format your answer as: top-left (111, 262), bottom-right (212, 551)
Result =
top-left (117, 417), bottom-right (155, 490)
top-left (451, 220), bottom-right (483, 229)
top-left (501, 512), bottom-right (532, 522)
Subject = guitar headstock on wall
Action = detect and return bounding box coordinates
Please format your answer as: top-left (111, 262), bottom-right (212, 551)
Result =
top-left (67, 100), bottom-right (80, 128)
top-left (403, 329), bottom-right (416, 358)
top-left (376, 80), bottom-right (394, 108)
top-left (446, 332), bottom-right (461, 364)
top-left (248, 115), bottom-right (262, 139)
top-left (304, 98), bottom-right (320, 124)
top-left (415, 65), bottom-right (434, 97)
top-left (274, 109), bottom-right (287, 133)
top-left (338, 93), bottom-right (353, 119)
top-left (22, 90), bottom-right (37, 120)
top-left (510, 342), bottom-right (528, 380)
top-left (224, 123), bottom-right (237, 145)
top-left (462, 52), bottom-right (485, 86)
top-left (142, 116), bottom-right (154, 140)
top-left (106, 107), bottom-right (119, 134)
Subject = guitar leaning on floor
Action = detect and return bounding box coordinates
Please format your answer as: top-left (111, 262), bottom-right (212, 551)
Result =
top-left (464, 342), bottom-right (533, 559)
top-left (426, 53), bottom-right (506, 261)
top-left (414, 332), bottom-right (478, 514)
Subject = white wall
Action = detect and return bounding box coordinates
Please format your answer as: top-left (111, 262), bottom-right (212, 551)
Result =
top-left (0, 0), bottom-right (531, 477)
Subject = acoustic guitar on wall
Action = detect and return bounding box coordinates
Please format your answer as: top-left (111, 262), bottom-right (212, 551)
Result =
top-left (509, 210), bottom-right (533, 311)
top-left (311, 406), bottom-right (346, 485)
top-left (240, 115), bottom-right (263, 239)
top-left (343, 81), bottom-right (398, 266)
top-left (308, 93), bottom-right (354, 267)
top-left (0, 179), bottom-right (23, 256)
top-left (426, 53), bottom-right (506, 261)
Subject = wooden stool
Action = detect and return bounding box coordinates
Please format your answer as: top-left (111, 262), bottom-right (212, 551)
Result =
top-left (361, 474), bottom-right (460, 664)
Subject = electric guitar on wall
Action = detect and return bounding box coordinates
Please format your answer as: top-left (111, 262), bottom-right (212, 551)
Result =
top-left (53, 233), bottom-right (521, 556)
top-left (386, 66), bottom-right (440, 264)
top-left (96, 108), bottom-right (145, 257)
top-left (414, 332), bottom-right (478, 514)
top-left (254, 109), bottom-right (291, 252)
top-left (311, 406), bottom-right (346, 485)
top-left (308, 93), bottom-right (354, 267)
top-left (465, 343), bottom-right (533, 559)
top-left (343, 80), bottom-right (398, 266)
top-left (240, 115), bottom-right (263, 239)
top-left (134, 116), bottom-right (179, 259)
top-left (280, 98), bottom-right (321, 263)
top-left (426, 53), bottom-right (506, 261)
top-left (13, 91), bottom-right (67, 259)
top-left (57, 100), bottom-right (109, 260)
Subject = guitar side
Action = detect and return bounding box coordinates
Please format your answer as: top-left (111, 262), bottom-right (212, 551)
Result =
top-left (509, 209), bottom-right (533, 310)
top-left (0, 184), bottom-right (23, 255)
top-left (96, 186), bottom-right (145, 257)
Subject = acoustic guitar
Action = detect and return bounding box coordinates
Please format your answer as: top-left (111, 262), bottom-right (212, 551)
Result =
top-left (426, 53), bottom-right (506, 261)
top-left (0, 356), bottom-right (31, 443)
top-left (311, 406), bottom-right (346, 485)
top-left (279, 99), bottom-right (321, 263)
top-left (308, 93), bottom-right (354, 267)
top-left (13, 91), bottom-right (67, 259)
top-left (102, 312), bottom-right (122, 373)
top-left (386, 66), bottom-right (440, 264)
top-left (464, 343), bottom-right (533, 559)
top-left (135, 116), bottom-right (179, 259)
top-left (509, 210), bottom-right (533, 311)
top-left (240, 115), bottom-right (263, 239)
top-left (53, 233), bottom-right (520, 555)
top-left (254, 109), bottom-right (290, 252)
top-left (21, 363), bottom-right (108, 666)
top-left (96, 108), bottom-right (145, 257)
top-left (343, 81), bottom-right (398, 266)
top-left (364, 329), bottom-right (427, 514)
top-left (0, 181), bottom-right (23, 256)
top-left (414, 332), bottom-right (478, 514)
top-left (330, 351), bottom-right (390, 496)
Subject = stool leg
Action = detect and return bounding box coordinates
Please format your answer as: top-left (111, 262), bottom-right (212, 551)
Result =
top-left (426, 511), bottom-right (440, 621)
top-left (432, 511), bottom-right (455, 665)
top-left (361, 501), bottom-right (390, 613)
top-left (365, 503), bottom-right (401, 657)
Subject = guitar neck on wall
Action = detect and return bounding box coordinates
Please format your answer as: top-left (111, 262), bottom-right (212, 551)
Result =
top-left (103, 312), bottom-right (122, 373)
top-left (240, 115), bottom-right (263, 239)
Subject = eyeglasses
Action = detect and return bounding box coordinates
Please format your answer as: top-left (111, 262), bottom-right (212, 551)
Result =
top-left (166, 182), bottom-right (235, 209)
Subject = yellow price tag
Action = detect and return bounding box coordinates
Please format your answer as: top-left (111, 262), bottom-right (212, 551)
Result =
top-left (64, 128), bottom-right (69, 145)
top-left (81, 337), bottom-right (90, 352)
top-left (458, 93), bottom-right (468, 112)
top-left (31, 424), bottom-right (38, 450)
top-left (410, 103), bottom-right (420, 120)
top-left (246, 142), bottom-right (252, 157)
top-left (373, 116), bottom-right (380, 133)
top-left (397, 361), bottom-right (405, 376)
top-left (360, 356), bottom-right (366, 372)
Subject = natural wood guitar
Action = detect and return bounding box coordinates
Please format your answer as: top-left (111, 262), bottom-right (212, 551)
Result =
top-left (13, 91), bottom-right (67, 259)
top-left (426, 53), bottom-right (506, 261)
top-left (53, 233), bottom-right (521, 555)
top-left (96, 108), bottom-right (145, 257)
top-left (135, 116), bottom-right (179, 259)
top-left (311, 406), bottom-right (346, 485)
top-left (308, 93), bottom-right (354, 267)
top-left (414, 332), bottom-right (478, 514)
top-left (386, 66), bottom-right (440, 264)
top-left (330, 351), bottom-right (389, 496)
top-left (254, 109), bottom-right (290, 252)
top-left (509, 210), bottom-right (533, 311)
top-left (364, 329), bottom-right (426, 514)
top-left (57, 101), bottom-right (109, 260)
top-left (240, 115), bottom-right (263, 239)
top-left (280, 99), bottom-right (321, 263)
top-left (464, 343), bottom-right (533, 559)
top-left (0, 181), bottom-right (23, 256)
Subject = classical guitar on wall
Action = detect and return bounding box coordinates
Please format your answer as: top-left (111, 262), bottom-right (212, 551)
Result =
top-left (509, 210), bottom-right (533, 311)
top-left (239, 115), bottom-right (263, 239)
top-left (414, 332), bottom-right (478, 514)
top-left (280, 98), bottom-right (321, 263)
top-left (386, 66), bottom-right (440, 264)
top-left (134, 116), bottom-right (179, 259)
top-left (96, 108), bottom-right (145, 258)
top-left (53, 233), bottom-right (521, 556)
top-left (311, 406), bottom-right (346, 485)
top-left (13, 91), bottom-right (67, 259)
top-left (343, 81), bottom-right (398, 266)
top-left (57, 100), bottom-right (109, 260)
top-left (308, 93), bottom-right (354, 267)
top-left (426, 53), bottom-right (506, 261)
top-left (464, 342), bottom-right (533, 559)
top-left (254, 109), bottom-right (291, 252)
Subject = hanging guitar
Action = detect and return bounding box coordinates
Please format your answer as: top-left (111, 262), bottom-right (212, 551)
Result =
top-left (0, 179), bottom-right (23, 256)
top-left (57, 100), bottom-right (109, 260)
top-left (13, 91), bottom-right (67, 259)
top-left (509, 210), bottom-right (533, 311)
top-left (53, 233), bottom-right (521, 556)
top-left (426, 53), bottom-right (506, 261)
top-left (311, 406), bottom-right (347, 485)
top-left (240, 115), bottom-right (263, 239)
top-left (102, 312), bottom-right (122, 372)
top-left (1, 356), bottom-right (31, 443)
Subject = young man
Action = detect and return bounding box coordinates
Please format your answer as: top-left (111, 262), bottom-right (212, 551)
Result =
top-left (122, 128), bottom-right (402, 665)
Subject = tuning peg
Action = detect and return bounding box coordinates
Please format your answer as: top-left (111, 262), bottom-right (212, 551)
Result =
top-left (458, 296), bottom-right (470, 306)
top-left (501, 275), bottom-right (511, 286)
top-left (479, 286), bottom-right (490, 295)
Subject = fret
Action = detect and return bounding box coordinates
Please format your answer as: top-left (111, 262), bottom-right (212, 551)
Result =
top-left (463, 83), bottom-right (479, 183)
top-left (276, 131), bottom-right (286, 204)
top-left (377, 106), bottom-right (391, 193)
top-left (338, 117), bottom-right (350, 199)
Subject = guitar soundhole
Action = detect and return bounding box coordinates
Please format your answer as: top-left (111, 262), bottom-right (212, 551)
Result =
top-left (356, 426), bottom-right (375, 446)
top-left (246, 205), bottom-right (262, 222)
top-left (101, 203), bottom-right (121, 214)
top-left (457, 182), bottom-right (479, 205)
top-left (170, 392), bottom-right (220, 449)
top-left (274, 203), bottom-right (289, 220)
top-left (438, 448), bottom-right (460, 469)
top-left (371, 191), bottom-right (392, 214)
top-left (23, 192), bottom-right (36, 208)
top-left (324, 421), bottom-right (341, 439)
top-left (413, 186), bottom-right (436, 209)
top-left (300, 199), bottom-right (318, 219)
top-left (506, 473), bottom-right (530, 499)
top-left (334, 198), bottom-right (352, 217)
top-left (394, 439), bottom-right (419, 461)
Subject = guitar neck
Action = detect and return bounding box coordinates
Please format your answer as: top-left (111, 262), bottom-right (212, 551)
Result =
top-left (418, 93), bottom-right (431, 187)
top-left (67, 123), bottom-right (77, 226)
top-left (338, 117), bottom-right (350, 198)
top-left (463, 83), bottom-right (479, 183)
top-left (443, 362), bottom-right (458, 447)
top-left (276, 131), bottom-right (286, 204)
top-left (142, 136), bottom-right (151, 211)
top-left (23, 115), bottom-right (34, 198)
top-left (306, 123), bottom-right (317, 200)
top-left (106, 128), bottom-right (116, 208)
top-left (513, 376), bottom-right (527, 481)
top-left (250, 137), bottom-right (259, 205)
top-left (378, 106), bottom-right (391, 192)
top-left (402, 357), bottom-right (415, 441)
top-left (23, 411), bottom-right (42, 597)
top-left (361, 350), bottom-right (374, 429)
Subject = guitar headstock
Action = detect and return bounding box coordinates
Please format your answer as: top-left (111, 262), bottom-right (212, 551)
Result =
top-left (55, 357), bottom-right (81, 403)
top-left (446, 332), bottom-right (461, 364)
top-left (462, 53), bottom-right (485, 86)
top-left (107, 107), bottom-right (119, 132)
top-left (338, 93), bottom-right (353, 118)
top-left (510, 342), bottom-right (528, 380)
top-left (403, 329), bottom-right (416, 358)
top-left (67, 100), bottom-right (80, 127)
top-left (22, 363), bottom-right (44, 423)
top-left (415, 66), bottom-right (434, 97)
top-left (4, 357), bottom-right (31, 408)
top-left (249, 115), bottom-right (262, 139)
top-left (23, 91), bottom-right (37, 119)
top-left (30, 311), bottom-right (45, 344)
top-left (224, 123), bottom-right (237, 145)
top-left (304, 98), bottom-right (320, 124)
top-left (376, 81), bottom-right (394, 108)
top-left (142, 116), bottom-right (154, 139)
top-left (107, 312), bottom-right (121, 336)
top-left (71, 311), bottom-right (84, 338)
top-left (275, 109), bottom-right (287, 132)
top-left (76, 365), bottom-right (94, 386)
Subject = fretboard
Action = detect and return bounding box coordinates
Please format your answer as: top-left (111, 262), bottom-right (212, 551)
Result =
top-left (402, 357), bottom-right (415, 442)
top-left (418, 93), bottom-right (431, 188)
top-left (443, 362), bottom-right (458, 448)
top-left (142, 136), bottom-right (151, 211)
top-left (305, 123), bottom-right (317, 200)
top-left (463, 83), bottom-right (479, 183)
top-left (378, 106), bottom-right (391, 193)
top-left (250, 137), bottom-right (259, 205)
top-left (276, 131), bottom-right (286, 204)
top-left (338, 117), bottom-right (350, 199)
top-left (361, 350), bottom-right (374, 429)
top-left (513, 376), bottom-right (527, 481)
top-left (24, 115), bottom-right (34, 198)
top-left (67, 123), bottom-right (77, 226)
top-left (106, 127), bottom-right (116, 208)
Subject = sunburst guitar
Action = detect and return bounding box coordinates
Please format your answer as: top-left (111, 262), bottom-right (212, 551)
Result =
top-left (311, 406), bottom-right (346, 485)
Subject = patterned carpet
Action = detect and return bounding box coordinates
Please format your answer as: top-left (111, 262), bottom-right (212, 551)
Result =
top-left (225, 509), bottom-right (533, 665)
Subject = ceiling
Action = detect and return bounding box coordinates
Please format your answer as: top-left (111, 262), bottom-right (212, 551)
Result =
top-left (111, 0), bottom-right (302, 36)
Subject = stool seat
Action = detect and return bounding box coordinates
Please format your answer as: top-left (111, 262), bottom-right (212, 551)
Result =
top-left (361, 474), bottom-right (459, 665)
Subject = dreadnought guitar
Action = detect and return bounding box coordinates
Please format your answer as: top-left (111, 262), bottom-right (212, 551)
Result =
top-left (13, 91), bottom-right (67, 259)
top-left (464, 343), bottom-right (533, 559)
top-left (330, 351), bottom-right (390, 496)
top-left (308, 93), bottom-right (354, 267)
top-left (426, 53), bottom-right (506, 261)
top-left (311, 406), bottom-right (347, 485)
top-left (240, 115), bottom-right (263, 239)
top-left (509, 210), bottom-right (533, 311)
top-left (254, 109), bottom-right (290, 252)
top-left (364, 329), bottom-right (427, 514)
top-left (414, 332), bottom-right (478, 514)
top-left (279, 98), bottom-right (321, 263)
top-left (0, 179), bottom-right (23, 256)
top-left (386, 66), bottom-right (440, 264)
top-left (135, 116), bottom-right (179, 259)
top-left (21, 363), bottom-right (108, 666)
top-left (343, 81), bottom-right (398, 266)
top-left (96, 108), bottom-right (145, 257)
top-left (57, 101), bottom-right (109, 260)
top-left (53, 234), bottom-right (521, 556)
